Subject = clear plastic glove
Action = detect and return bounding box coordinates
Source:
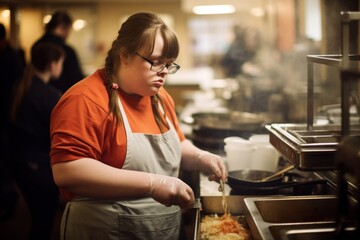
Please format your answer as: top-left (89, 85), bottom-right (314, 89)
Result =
top-left (148, 174), bottom-right (195, 209)
top-left (196, 151), bottom-right (227, 182)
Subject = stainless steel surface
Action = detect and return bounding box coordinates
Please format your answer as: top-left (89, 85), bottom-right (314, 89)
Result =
top-left (266, 123), bottom-right (360, 170)
top-left (243, 195), bottom-right (357, 240)
top-left (281, 226), bottom-right (357, 240)
top-left (200, 195), bottom-right (246, 215)
top-left (185, 196), bottom-right (248, 240)
top-left (266, 123), bottom-right (347, 170)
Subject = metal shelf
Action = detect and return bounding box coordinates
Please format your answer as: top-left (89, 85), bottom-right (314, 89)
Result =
top-left (267, 12), bottom-right (360, 171)
top-left (306, 11), bottom-right (360, 130)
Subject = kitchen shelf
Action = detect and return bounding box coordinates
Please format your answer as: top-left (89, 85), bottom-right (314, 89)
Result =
top-left (307, 11), bottom-right (360, 130)
top-left (268, 12), bottom-right (360, 171)
top-left (266, 123), bottom-right (360, 170)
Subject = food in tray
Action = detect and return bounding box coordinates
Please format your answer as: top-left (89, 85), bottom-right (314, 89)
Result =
top-left (200, 213), bottom-right (250, 240)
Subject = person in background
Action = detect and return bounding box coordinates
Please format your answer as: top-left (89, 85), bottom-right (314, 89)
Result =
top-left (0, 22), bottom-right (24, 221)
top-left (32, 10), bottom-right (84, 93)
top-left (0, 23), bottom-right (24, 138)
top-left (50, 12), bottom-right (227, 240)
top-left (221, 25), bottom-right (261, 78)
top-left (8, 42), bottom-right (65, 240)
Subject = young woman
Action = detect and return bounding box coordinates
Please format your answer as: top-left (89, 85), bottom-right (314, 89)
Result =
top-left (9, 42), bottom-right (65, 240)
top-left (50, 12), bottom-right (227, 240)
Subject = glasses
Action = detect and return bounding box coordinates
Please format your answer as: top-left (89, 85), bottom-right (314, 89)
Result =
top-left (134, 52), bottom-right (180, 74)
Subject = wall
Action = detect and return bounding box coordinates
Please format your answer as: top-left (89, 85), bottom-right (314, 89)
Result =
top-left (11, 2), bottom-right (192, 72)
top-left (95, 2), bottom-right (192, 69)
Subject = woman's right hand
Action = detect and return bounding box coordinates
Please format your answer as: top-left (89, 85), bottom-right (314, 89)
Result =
top-left (148, 174), bottom-right (195, 209)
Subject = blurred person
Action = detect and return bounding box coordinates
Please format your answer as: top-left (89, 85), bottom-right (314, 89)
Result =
top-left (50, 12), bottom-right (227, 240)
top-left (32, 10), bottom-right (84, 93)
top-left (0, 23), bottom-right (24, 139)
top-left (0, 22), bottom-right (24, 221)
top-left (221, 25), bottom-right (261, 78)
top-left (8, 42), bottom-right (65, 240)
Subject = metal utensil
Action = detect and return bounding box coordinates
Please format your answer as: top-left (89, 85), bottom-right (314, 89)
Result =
top-left (219, 179), bottom-right (229, 214)
top-left (192, 198), bottom-right (202, 209)
top-left (260, 165), bottom-right (295, 182)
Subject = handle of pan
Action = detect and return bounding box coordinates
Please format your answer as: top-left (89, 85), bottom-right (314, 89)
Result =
top-left (260, 165), bottom-right (295, 182)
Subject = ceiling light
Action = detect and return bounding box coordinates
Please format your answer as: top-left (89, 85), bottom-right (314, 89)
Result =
top-left (43, 14), bottom-right (52, 24)
top-left (73, 19), bottom-right (86, 31)
top-left (1, 10), bottom-right (10, 18)
top-left (192, 5), bottom-right (236, 15)
top-left (250, 7), bottom-right (265, 17)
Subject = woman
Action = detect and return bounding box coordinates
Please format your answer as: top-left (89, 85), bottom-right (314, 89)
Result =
top-left (8, 42), bottom-right (65, 240)
top-left (50, 12), bottom-right (227, 240)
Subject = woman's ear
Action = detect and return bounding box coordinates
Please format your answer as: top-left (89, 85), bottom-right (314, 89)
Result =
top-left (119, 49), bottom-right (129, 65)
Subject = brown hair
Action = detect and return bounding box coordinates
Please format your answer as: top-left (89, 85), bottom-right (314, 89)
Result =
top-left (10, 42), bottom-right (65, 122)
top-left (104, 12), bottom-right (179, 132)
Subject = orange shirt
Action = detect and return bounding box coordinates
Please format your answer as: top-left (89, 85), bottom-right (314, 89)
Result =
top-left (50, 69), bottom-right (185, 200)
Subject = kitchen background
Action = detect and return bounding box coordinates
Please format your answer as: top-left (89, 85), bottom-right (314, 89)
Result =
top-left (0, 0), bottom-right (359, 239)
top-left (1, 0), bottom-right (359, 124)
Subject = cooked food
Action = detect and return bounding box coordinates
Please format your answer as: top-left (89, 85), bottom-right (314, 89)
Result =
top-left (200, 213), bottom-right (250, 240)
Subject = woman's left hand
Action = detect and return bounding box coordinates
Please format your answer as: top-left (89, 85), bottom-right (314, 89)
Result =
top-left (197, 151), bottom-right (227, 182)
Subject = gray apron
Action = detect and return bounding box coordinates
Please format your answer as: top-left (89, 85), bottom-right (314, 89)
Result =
top-left (60, 97), bottom-right (182, 240)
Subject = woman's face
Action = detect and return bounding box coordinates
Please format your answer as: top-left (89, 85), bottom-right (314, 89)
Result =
top-left (119, 30), bottom-right (175, 96)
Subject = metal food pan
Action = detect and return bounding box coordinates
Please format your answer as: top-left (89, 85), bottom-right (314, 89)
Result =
top-left (244, 195), bottom-right (357, 240)
top-left (185, 196), bottom-right (250, 240)
top-left (266, 124), bottom-right (341, 170)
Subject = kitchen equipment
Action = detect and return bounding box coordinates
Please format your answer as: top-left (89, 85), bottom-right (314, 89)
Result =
top-left (228, 169), bottom-right (283, 186)
top-left (306, 11), bottom-right (360, 130)
top-left (335, 135), bottom-right (360, 239)
top-left (183, 111), bottom-right (266, 151)
top-left (227, 169), bottom-right (328, 195)
top-left (188, 196), bottom-right (249, 240)
top-left (260, 165), bottom-right (295, 182)
top-left (317, 103), bottom-right (360, 124)
top-left (184, 111), bottom-right (264, 131)
top-left (224, 135), bottom-right (280, 172)
top-left (224, 137), bottom-right (254, 171)
top-left (266, 123), bottom-right (354, 170)
top-left (244, 195), bottom-right (357, 240)
top-left (274, 12), bottom-right (360, 171)
top-left (249, 134), bottom-right (279, 172)
top-left (219, 179), bottom-right (229, 214)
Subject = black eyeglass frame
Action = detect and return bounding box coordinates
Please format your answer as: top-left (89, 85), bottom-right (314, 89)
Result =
top-left (134, 52), bottom-right (180, 74)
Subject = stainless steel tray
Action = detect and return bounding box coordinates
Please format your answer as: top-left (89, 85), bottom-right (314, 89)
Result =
top-left (266, 123), bottom-right (360, 170)
top-left (183, 196), bottom-right (249, 240)
top-left (243, 195), bottom-right (357, 240)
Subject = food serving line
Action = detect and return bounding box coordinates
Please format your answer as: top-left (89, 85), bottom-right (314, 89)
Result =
top-left (182, 161), bottom-right (340, 240)
top-left (182, 127), bottom-right (358, 240)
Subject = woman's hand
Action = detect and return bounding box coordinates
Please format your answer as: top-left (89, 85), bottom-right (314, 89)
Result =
top-left (197, 151), bottom-right (228, 182)
top-left (148, 174), bottom-right (195, 209)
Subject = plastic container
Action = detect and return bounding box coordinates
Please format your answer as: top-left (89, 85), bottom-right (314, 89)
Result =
top-left (249, 134), bottom-right (279, 172)
top-left (224, 137), bottom-right (254, 171)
